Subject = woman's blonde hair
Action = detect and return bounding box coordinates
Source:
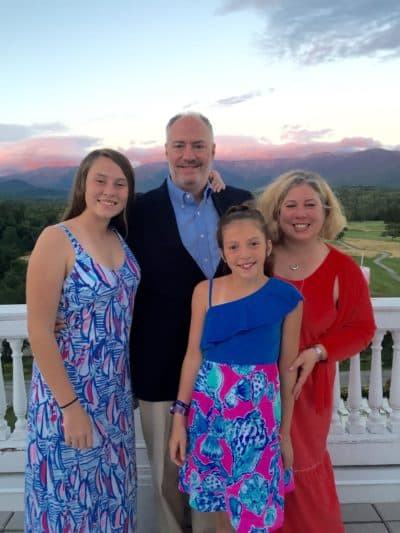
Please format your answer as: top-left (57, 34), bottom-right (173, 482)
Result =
top-left (258, 169), bottom-right (347, 243)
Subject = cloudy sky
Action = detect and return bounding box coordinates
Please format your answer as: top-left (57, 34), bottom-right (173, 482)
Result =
top-left (1, 0), bottom-right (399, 175)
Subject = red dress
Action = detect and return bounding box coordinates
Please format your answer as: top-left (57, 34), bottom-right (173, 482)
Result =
top-left (277, 245), bottom-right (376, 533)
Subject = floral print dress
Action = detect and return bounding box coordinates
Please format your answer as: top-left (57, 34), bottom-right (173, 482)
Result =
top-left (179, 278), bottom-right (302, 533)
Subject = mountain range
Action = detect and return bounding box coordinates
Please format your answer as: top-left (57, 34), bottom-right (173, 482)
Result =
top-left (0, 148), bottom-right (399, 199)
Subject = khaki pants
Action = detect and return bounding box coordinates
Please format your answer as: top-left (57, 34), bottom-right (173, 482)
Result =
top-left (139, 400), bottom-right (215, 533)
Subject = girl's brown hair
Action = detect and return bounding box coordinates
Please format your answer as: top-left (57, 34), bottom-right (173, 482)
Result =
top-left (217, 202), bottom-right (273, 275)
top-left (62, 148), bottom-right (135, 237)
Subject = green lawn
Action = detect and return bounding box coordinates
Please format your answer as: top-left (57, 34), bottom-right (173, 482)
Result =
top-left (334, 220), bottom-right (400, 297)
top-left (380, 256), bottom-right (400, 276)
top-left (345, 220), bottom-right (397, 241)
top-left (331, 250), bottom-right (400, 297)
top-left (361, 256), bottom-right (400, 297)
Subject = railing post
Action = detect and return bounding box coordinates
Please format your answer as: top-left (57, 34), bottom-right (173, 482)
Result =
top-left (9, 339), bottom-right (27, 441)
top-left (367, 330), bottom-right (386, 434)
top-left (389, 331), bottom-right (400, 433)
top-left (0, 340), bottom-right (11, 440)
top-left (330, 362), bottom-right (344, 434)
top-left (346, 354), bottom-right (365, 434)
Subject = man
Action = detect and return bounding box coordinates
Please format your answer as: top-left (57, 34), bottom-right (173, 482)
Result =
top-left (128, 112), bottom-right (252, 533)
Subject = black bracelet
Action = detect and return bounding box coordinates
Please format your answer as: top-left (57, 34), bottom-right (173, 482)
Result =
top-left (60, 396), bottom-right (79, 410)
top-left (175, 399), bottom-right (190, 410)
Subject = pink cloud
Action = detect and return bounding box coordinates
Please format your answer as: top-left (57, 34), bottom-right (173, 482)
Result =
top-left (0, 135), bottom-right (99, 175)
top-left (281, 125), bottom-right (333, 142)
top-left (124, 144), bottom-right (165, 166)
top-left (0, 132), bottom-right (389, 176)
top-left (213, 134), bottom-right (383, 160)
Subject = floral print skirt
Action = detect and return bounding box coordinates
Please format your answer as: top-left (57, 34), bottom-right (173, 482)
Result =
top-left (179, 360), bottom-right (294, 533)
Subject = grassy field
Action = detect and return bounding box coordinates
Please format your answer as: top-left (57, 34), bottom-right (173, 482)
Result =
top-left (344, 220), bottom-right (397, 242)
top-left (381, 256), bottom-right (400, 276)
top-left (333, 220), bottom-right (400, 297)
top-left (334, 223), bottom-right (397, 378)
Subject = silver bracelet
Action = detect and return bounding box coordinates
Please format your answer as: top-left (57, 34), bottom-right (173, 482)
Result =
top-left (312, 345), bottom-right (325, 361)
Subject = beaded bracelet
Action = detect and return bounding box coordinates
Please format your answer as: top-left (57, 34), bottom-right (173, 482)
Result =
top-left (169, 399), bottom-right (190, 416)
top-left (60, 397), bottom-right (79, 410)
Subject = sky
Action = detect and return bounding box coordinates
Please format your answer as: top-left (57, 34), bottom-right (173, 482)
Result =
top-left (0, 0), bottom-right (399, 176)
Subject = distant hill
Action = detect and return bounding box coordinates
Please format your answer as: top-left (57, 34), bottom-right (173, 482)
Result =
top-left (0, 148), bottom-right (399, 199)
top-left (0, 179), bottom-right (66, 199)
top-left (1, 166), bottom-right (75, 191)
top-left (215, 148), bottom-right (400, 190)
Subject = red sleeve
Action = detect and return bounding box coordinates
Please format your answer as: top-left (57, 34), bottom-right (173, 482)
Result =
top-left (318, 252), bottom-right (376, 362)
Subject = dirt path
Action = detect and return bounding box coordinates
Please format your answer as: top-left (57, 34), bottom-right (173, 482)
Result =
top-left (338, 239), bottom-right (400, 282)
top-left (374, 252), bottom-right (400, 282)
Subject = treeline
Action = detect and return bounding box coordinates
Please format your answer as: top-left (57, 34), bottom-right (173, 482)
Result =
top-left (335, 186), bottom-right (400, 222)
top-left (335, 186), bottom-right (400, 239)
top-left (0, 200), bottom-right (64, 304)
top-left (0, 186), bottom-right (400, 304)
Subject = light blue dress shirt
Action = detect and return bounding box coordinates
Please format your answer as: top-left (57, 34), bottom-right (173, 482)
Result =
top-left (167, 177), bottom-right (220, 279)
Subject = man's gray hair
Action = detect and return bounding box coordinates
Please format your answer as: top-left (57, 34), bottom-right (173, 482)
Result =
top-left (166, 112), bottom-right (214, 139)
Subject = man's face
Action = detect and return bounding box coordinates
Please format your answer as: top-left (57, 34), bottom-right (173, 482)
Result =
top-left (165, 116), bottom-right (216, 199)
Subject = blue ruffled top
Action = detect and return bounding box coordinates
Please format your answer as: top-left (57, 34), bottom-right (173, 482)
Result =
top-left (201, 277), bottom-right (302, 365)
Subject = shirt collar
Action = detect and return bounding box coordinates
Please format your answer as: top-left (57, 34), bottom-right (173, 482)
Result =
top-left (167, 175), bottom-right (213, 205)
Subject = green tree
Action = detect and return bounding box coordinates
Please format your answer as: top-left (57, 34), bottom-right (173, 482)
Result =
top-left (0, 258), bottom-right (28, 304)
top-left (382, 222), bottom-right (400, 239)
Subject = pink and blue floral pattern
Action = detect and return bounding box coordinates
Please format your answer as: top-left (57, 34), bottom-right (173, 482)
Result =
top-left (25, 225), bottom-right (140, 532)
top-left (180, 361), bottom-right (294, 533)
top-left (179, 279), bottom-right (302, 533)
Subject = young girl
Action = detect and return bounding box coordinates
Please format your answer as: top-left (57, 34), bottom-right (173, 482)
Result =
top-left (169, 205), bottom-right (303, 533)
top-left (25, 149), bottom-right (140, 532)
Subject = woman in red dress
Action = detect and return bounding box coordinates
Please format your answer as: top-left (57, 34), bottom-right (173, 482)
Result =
top-left (259, 170), bottom-right (376, 533)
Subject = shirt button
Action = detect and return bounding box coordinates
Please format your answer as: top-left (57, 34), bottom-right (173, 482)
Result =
top-left (200, 234), bottom-right (204, 239)
top-left (204, 258), bottom-right (208, 263)
top-left (197, 211), bottom-right (200, 216)
top-left (181, 204), bottom-right (185, 209)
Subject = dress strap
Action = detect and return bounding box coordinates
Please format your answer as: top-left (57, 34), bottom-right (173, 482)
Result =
top-left (56, 223), bottom-right (83, 255)
top-left (208, 278), bottom-right (213, 308)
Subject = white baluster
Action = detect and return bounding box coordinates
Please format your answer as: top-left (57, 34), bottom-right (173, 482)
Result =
top-left (388, 331), bottom-right (400, 433)
top-left (0, 339), bottom-right (11, 440)
top-left (346, 354), bottom-right (365, 434)
top-left (329, 362), bottom-right (344, 434)
top-left (366, 330), bottom-right (385, 434)
top-left (9, 339), bottom-right (27, 441)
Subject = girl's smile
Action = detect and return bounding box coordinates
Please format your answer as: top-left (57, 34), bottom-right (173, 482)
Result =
top-left (221, 220), bottom-right (271, 281)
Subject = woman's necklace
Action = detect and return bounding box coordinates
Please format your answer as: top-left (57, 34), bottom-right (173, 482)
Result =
top-left (288, 263), bottom-right (300, 271)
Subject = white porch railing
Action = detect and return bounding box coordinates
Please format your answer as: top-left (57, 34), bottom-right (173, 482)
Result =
top-left (0, 298), bottom-right (399, 511)
top-left (328, 298), bottom-right (400, 503)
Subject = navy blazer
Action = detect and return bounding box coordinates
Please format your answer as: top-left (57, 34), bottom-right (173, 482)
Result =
top-left (127, 180), bottom-right (252, 401)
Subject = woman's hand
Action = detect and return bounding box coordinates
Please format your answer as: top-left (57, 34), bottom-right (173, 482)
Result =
top-left (62, 401), bottom-right (93, 449)
top-left (209, 170), bottom-right (226, 192)
top-left (169, 416), bottom-right (187, 467)
top-left (280, 434), bottom-right (294, 470)
top-left (290, 347), bottom-right (322, 399)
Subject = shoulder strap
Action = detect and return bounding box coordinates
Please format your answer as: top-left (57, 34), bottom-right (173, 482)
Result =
top-left (56, 223), bottom-right (83, 255)
top-left (208, 278), bottom-right (213, 308)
